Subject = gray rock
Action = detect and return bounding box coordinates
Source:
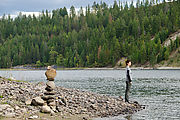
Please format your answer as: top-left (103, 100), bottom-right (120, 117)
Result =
top-left (50, 106), bottom-right (56, 112)
top-left (81, 108), bottom-right (87, 113)
top-left (29, 115), bottom-right (38, 119)
top-left (3, 112), bottom-right (16, 117)
top-left (46, 81), bottom-right (55, 90)
top-left (0, 104), bottom-right (11, 112)
top-left (83, 116), bottom-right (89, 120)
top-left (41, 95), bottom-right (55, 101)
top-left (41, 105), bottom-right (51, 113)
top-left (31, 97), bottom-right (44, 106)
top-left (25, 99), bottom-right (32, 105)
top-left (15, 106), bottom-right (20, 110)
top-left (45, 86), bottom-right (54, 91)
top-left (6, 107), bottom-right (14, 112)
top-left (48, 101), bottom-right (56, 106)
top-left (50, 110), bottom-right (55, 116)
top-left (44, 91), bottom-right (56, 95)
top-left (58, 99), bottom-right (65, 106)
top-left (90, 104), bottom-right (98, 110)
top-left (20, 108), bottom-right (27, 113)
top-left (47, 99), bottom-right (55, 103)
top-left (61, 98), bottom-right (67, 106)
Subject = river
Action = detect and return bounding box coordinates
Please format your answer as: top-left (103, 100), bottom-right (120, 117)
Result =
top-left (0, 69), bottom-right (180, 120)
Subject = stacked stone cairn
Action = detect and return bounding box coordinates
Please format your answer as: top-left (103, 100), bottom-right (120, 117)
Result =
top-left (42, 66), bottom-right (57, 114)
top-left (31, 66), bottom-right (57, 115)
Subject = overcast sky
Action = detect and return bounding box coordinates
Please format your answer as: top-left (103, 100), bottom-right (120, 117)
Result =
top-left (0, 0), bottom-right (134, 16)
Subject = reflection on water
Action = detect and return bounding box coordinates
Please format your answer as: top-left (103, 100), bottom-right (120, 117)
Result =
top-left (0, 70), bottom-right (180, 119)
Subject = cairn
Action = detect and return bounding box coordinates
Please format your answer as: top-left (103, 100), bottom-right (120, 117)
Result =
top-left (41, 66), bottom-right (57, 114)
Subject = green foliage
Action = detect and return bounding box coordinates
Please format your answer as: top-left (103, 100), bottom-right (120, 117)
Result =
top-left (56, 54), bottom-right (64, 66)
top-left (36, 60), bottom-right (43, 67)
top-left (0, 0), bottom-right (179, 68)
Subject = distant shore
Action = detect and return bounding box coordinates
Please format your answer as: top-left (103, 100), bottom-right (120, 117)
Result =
top-left (0, 66), bottom-right (180, 71)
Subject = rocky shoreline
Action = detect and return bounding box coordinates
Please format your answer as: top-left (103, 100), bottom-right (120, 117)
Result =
top-left (0, 76), bottom-right (144, 120)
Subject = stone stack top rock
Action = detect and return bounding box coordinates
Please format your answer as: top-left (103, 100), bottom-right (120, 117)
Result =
top-left (45, 66), bottom-right (56, 81)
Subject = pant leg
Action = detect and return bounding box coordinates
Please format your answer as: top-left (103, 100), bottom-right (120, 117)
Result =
top-left (125, 81), bottom-right (131, 102)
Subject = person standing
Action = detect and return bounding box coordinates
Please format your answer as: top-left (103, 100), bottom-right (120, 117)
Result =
top-left (125, 60), bottom-right (132, 103)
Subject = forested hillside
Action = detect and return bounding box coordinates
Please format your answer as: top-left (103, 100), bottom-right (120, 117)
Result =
top-left (0, 0), bottom-right (179, 68)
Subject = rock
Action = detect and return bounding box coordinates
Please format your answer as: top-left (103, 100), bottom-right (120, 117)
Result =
top-left (119, 96), bottom-right (123, 101)
top-left (47, 99), bottom-right (55, 103)
top-left (3, 112), bottom-right (16, 117)
top-left (89, 99), bottom-right (96, 104)
top-left (20, 108), bottom-right (27, 113)
top-left (25, 99), bottom-right (32, 105)
top-left (61, 98), bottom-right (67, 106)
top-left (50, 110), bottom-right (55, 116)
top-left (41, 95), bottom-right (55, 101)
top-left (0, 104), bottom-right (11, 112)
top-left (46, 81), bottom-right (56, 90)
top-left (90, 104), bottom-right (98, 110)
top-left (41, 105), bottom-right (51, 113)
top-left (6, 107), bottom-right (14, 112)
top-left (45, 66), bottom-right (56, 80)
top-left (81, 108), bottom-right (87, 113)
top-left (44, 91), bottom-right (56, 95)
top-left (45, 86), bottom-right (54, 91)
top-left (31, 97), bottom-right (44, 106)
top-left (48, 101), bottom-right (56, 106)
top-left (50, 106), bottom-right (56, 112)
top-left (83, 116), bottom-right (89, 120)
top-left (133, 101), bottom-right (139, 104)
top-left (15, 106), bottom-right (20, 110)
top-left (29, 115), bottom-right (38, 119)
top-left (58, 99), bottom-right (66, 106)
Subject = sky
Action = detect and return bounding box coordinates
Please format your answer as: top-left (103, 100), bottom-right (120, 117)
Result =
top-left (0, 0), bottom-right (133, 17)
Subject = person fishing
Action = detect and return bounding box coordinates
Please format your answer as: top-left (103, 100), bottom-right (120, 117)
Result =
top-left (125, 60), bottom-right (132, 103)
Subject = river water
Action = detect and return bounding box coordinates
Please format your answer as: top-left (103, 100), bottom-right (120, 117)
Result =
top-left (0, 69), bottom-right (180, 120)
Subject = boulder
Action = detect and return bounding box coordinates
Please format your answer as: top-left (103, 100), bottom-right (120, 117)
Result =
top-left (31, 97), bottom-right (44, 106)
top-left (41, 105), bottom-right (51, 113)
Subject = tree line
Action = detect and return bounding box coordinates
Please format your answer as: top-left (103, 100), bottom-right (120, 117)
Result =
top-left (0, 0), bottom-right (179, 68)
